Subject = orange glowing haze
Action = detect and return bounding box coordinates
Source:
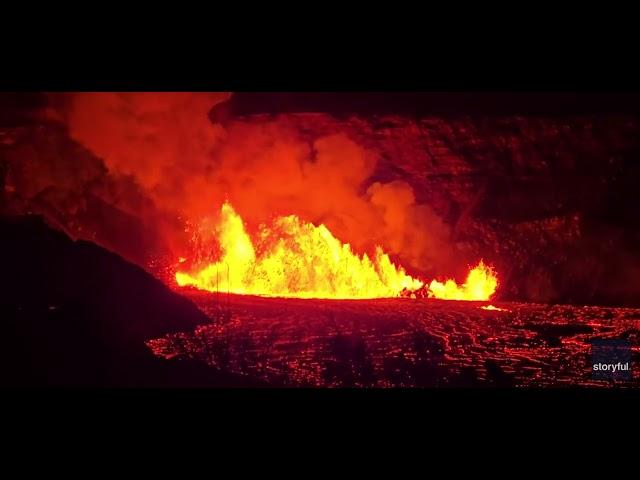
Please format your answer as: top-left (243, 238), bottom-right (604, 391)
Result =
top-left (175, 202), bottom-right (498, 301)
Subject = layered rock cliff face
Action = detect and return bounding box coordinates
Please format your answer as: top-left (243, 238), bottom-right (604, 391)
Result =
top-left (268, 113), bottom-right (640, 306)
top-left (1, 122), bottom-right (169, 265)
top-left (2, 94), bottom-right (639, 307)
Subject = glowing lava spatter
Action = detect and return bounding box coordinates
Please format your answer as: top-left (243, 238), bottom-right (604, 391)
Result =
top-left (175, 202), bottom-right (498, 301)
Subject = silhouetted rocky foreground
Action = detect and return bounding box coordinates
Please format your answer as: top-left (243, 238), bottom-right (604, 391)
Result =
top-left (0, 215), bottom-right (266, 387)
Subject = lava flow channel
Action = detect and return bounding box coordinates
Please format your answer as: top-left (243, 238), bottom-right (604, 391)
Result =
top-left (175, 202), bottom-right (498, 300)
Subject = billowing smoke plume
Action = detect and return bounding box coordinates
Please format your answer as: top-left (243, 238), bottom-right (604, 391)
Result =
top-left (51, 92), bottom-right (453, 276)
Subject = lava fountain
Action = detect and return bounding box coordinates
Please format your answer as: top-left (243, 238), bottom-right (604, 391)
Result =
top-left (175, 202), bottom-right (498, 300)
top-left (427, 261), bottom-right (499, 301)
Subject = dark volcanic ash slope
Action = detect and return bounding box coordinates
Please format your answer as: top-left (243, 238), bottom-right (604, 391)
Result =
top-left (0, 215), bottom-right (265, 387)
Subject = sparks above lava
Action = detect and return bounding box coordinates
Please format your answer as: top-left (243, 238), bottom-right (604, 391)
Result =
top-left (175, 202), bottom-right (498, 301)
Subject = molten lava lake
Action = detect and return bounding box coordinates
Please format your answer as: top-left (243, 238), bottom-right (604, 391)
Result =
top-left (147, 290), bottom-right (640, 387)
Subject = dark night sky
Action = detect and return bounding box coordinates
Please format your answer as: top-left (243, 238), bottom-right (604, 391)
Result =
top-left (4, 92), bottom-right (640, 126)
top-left (213, 92), bottom-right (640, 120)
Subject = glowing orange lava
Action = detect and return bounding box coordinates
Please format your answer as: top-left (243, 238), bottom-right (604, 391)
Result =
top-left (175, 202), bottom-right (499, 301)
top-left (427, 261), bottom-right (498, 301)
top-left (480, 304), bottom-right (509, 312)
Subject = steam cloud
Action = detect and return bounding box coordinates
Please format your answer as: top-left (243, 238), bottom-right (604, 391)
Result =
top-left (52, 92), bottom-right (453, 276)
